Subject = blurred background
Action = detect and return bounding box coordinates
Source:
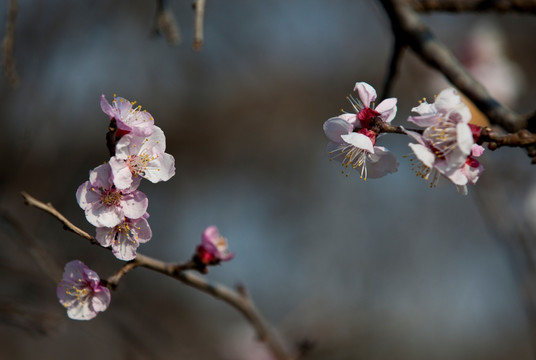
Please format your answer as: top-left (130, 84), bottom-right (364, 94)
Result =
top-left (1, 1), bottom-right (536, 359)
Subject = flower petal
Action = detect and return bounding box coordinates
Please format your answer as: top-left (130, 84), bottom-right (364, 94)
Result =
top-left (354, 82), bottom-right (377, 108)
top-left (341, 133), bottom-right (374, 153)
top-left (366, 147), bottom-right (399, 178)
top-left (375, 98), bottom-right (398, 124)
top-left (323, 117), bottom-right (352, 143)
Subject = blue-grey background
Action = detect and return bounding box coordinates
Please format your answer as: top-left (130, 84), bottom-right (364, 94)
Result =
top-left (1, 1), bottom-right (536, 359)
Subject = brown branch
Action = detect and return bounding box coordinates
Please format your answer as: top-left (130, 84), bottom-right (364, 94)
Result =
top-left (3, 0), bottom-right (19, 87)
top-left (192, 0), bottom-right (206, 50)
top-left (381, 38), bottom-right (406, 100)
top-left (409, 0), bottom-right (536, 13)
top-left (21, 191), bottom-right (293, 360)
top-left (21, 192), bottom-right (98, 245)
top-left (153, 0), bottom-right (181, 45)
top-left (378, 0), bottom-right (527, 133)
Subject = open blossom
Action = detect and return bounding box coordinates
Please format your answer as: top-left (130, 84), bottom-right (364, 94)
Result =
top-left (406, 130), bottom-right (484, 195)
top-left (57, 260), bottom-right (111, 320)
top-left (76, 163), bottom-right (148, 228)
top-left (109, 126), bottom-right (176, 190)
top-left (340, 82), bottom-right (398, 129)
top-left (408, 88), bottom-right (473, 172)
top-left (195, 226), bottom-right (234, 266)
top-left (100, 94), bottom-right (154, 137)
top-left (95, 214), bottom-right (152, 261)
top-left (323, 117), bottom-right (398, 180)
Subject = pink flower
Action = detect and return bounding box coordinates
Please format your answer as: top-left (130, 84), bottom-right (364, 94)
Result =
top-left (323, 117), bottom-right (398, 180)
top-left (109, 126), bottom-right (176, 190)
top-left (406, 131), bottom-right (484, 195)
top-left (340, 82), bottom-right (398, 129)
top-left (56, 260), bottom-right (111, 320)
top-left (195, 226), bottom-right (234, 266)
top-left (76, 163), bottom-right (148, 228)
top-left (100, 94), bottom-right (155, 137)
top-left (408, 88), bottom-right (473, 172)
top-left (95, 214), bottom-right (152, 261)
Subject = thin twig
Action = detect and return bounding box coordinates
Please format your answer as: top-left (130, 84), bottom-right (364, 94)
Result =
top-left (193, 0), bottom-right (206, 50)
top-left (409, 0), bottom-right (536, 13)
top-left (21, 191), bottom-right (293, 360)
top-left (380, 38), bottom-right (406, 100)
top-left (3, 0), bottom-right (19, 87)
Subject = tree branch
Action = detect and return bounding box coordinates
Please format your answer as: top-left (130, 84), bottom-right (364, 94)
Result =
top-left (378, 0), bottom-right (527, 133)
top-left (193, 0), bottom-right (206, 50)
top-left (380, 38), bottom-right (406, 100)
top-left (409, 0), bottom-right (536, 13)
top-left (21, 191), bottom-right (294, 360)
top-left (3, 0), bottom-right (19, 87)
top-left (153, 0), bottom-right (181, 45)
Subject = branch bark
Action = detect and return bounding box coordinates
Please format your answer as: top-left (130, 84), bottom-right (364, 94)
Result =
top-left (378, 0), bottom-right (528, 133)
top-left (21, 191), bottom-right (293, 360)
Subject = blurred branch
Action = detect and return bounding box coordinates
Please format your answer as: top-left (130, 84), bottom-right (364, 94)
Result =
top-left (2, 0), bottom-right (19, 87)
top-left (378, 0), bottom-right (530, 133)
top-left (380, 38), bottom-right (406, 100)
top-left (0, 299), bottom-right (62, 336)
top-left (21, 191), bottom-right (295, 360)
top-left (153, 0), bottom-right (181, 45)
top-left (410, 0), bottom-right (536, 13)
top-left (0, 208), bottom-right (62, 282)
top-left (193, 0), bottom-right (206, 50)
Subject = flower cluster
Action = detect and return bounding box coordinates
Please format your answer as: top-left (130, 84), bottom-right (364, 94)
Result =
top-left (77, 95), bottom-right (175, 260)
top-left (323, 83), bottom-right (484, 194)
top-left (58, 95), bottom-right (176, 320)
top-left (405, 88), bottom-right (484, 195)
top-left (58, 95), bottom-right (236, 321)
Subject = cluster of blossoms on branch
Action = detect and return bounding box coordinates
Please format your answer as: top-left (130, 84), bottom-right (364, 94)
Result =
top-left (56, 95), bottom-right (233, 320)
top-left (323, 82), bottom-right (485, 195)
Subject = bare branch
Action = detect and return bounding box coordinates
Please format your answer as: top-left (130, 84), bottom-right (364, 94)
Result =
top-left (153, 0), bottom-right (181, 45)
top-left (3, 0), bottom-right (19, 87)
top-left (381, 39), bottom-right (406, 100)
top-left (193, 0), bottom-right (206, 50)
top-left (409, 0), bottom-right (536, 13)
top-left (21, 192), bottom-right (294, 360)
top-left (378, 0), bottom-right (527, 133)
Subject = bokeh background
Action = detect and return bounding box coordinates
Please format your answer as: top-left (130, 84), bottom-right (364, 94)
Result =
top-left (2, 1), bottom-right (536, 359)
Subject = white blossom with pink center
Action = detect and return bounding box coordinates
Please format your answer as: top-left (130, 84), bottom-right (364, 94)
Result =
top-left (196, 226), bottom-right (234, 265)
top-left (336, 82), bottom-right (398, 129)
top-left (100, 94), bottom-right (154, 137)
top-left (406, 130), bottom-right (484, 195)
top-left (95, 213), bottom-right (152, 261)
top-left (323, 117), bottom-right (398, 180)
top-left (109, 126), bottom-right (176, 190)
top-left (408, 88), bottom-right (474, 172)
top-left (56, 260), bottom-right (111, 320)
top-left (76, 163), bottom-right (148, 228)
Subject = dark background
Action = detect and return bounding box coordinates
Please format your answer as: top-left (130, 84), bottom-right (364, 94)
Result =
top-left (1, 1), bottom-right (536, 359)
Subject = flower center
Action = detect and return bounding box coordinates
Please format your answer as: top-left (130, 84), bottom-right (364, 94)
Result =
top-left (102, 189), bottom-right (122, 206)
top-left (357, 107), bottom-right (380, 128)
top-left (127, 152), bottom-right (157, 177)
top-left (424, 118), bottom-right (457, 159)
top-left (61, 282), bottom-right (91, 307)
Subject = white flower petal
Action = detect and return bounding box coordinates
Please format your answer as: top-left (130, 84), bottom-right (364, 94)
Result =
top-left (323, 117), bottom-right (352, 143)
top-left (354, 82), bottom-right (377, 108)
top-left (341, 133), bottom-right (374, 153)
